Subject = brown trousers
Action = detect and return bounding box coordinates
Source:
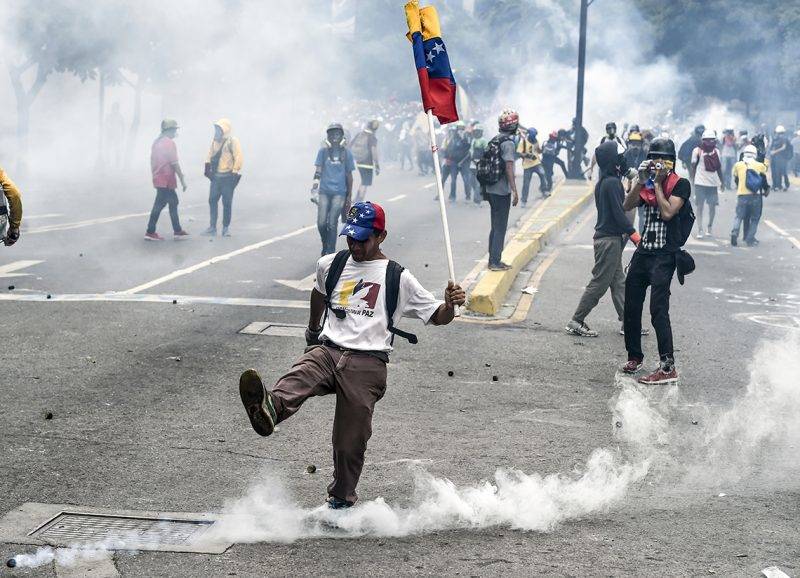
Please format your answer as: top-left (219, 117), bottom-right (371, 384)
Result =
top-left (270, 345), bottom-right (387, 503)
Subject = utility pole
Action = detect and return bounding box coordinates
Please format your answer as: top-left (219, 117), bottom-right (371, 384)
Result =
top-left (568, 0), bottom-right (590, 179)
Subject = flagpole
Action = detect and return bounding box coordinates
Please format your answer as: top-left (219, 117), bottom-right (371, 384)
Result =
top-left (425, 109), bottom-right (459, 314)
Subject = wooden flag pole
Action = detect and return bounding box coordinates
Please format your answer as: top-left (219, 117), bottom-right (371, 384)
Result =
top-left (425, 109), bottom-right (460, 314)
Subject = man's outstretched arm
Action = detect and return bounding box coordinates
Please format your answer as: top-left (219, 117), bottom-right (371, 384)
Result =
top-left (430, 282), bottom-right (466, 326)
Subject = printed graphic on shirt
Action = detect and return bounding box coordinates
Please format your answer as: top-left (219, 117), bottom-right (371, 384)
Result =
top-left (335, 279), bottom-right (381, 317)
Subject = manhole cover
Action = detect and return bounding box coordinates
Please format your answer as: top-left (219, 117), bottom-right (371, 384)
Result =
top-left (240, 321), bottom-right (306, 337)
top-left (0, 503), bottom-right (231, 554)
top-left (31, 512), bottom-right (213, 546)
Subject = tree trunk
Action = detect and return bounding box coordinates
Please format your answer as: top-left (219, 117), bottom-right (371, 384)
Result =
top-left (124, 78), bottom-right (143, 170)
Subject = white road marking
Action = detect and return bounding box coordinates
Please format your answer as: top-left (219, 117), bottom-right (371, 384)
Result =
top-left (387, 194), bottom-right (407, 202)
top-left (0, 292), bottom-right (308, 308)
top-left (23, 213), bottom-right (63, 219)
top-left (0, 260), bottom-right (43, 278)
top-left (423, 182), bottom-right (436, 189)
top-left (764, 219), bottom-right (800, 250)
top-left (27, 212), bottom-right (150, 234)
top-left (703, 287), bottom-right (725, 294)
top-left (122, 224), bottom-right (316, 294)
top-left (275, 272), bottom-right (317, 292)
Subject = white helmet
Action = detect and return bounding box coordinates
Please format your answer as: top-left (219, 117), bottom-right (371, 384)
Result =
top-left (775, 125), bottom-right (786, 133)
top-left (701, 129), bottom-right (717, 140)
top-left (742, 144), bottom-right (757, 159)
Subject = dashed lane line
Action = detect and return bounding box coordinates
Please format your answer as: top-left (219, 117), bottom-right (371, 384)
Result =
top-left (764, 219), bottom-right (800, 250)
top-left (387, 194), bottom-right (407, 202)
top-left (26, 211), bottom-right (151, 234)
top-left (121, 224), bottom-right (316, 294)
top-left (0, 292), bottom-right (308, 308)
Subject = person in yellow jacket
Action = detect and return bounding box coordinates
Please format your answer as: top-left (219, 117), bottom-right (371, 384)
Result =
top-left (0, 167), bottom-right (22, 246)
top-left (203, 118), bottom-right (243, 237)
top-left (730, 144), bottom-right (768, 247)
top-left (517, 127), bottom-right (547, 206)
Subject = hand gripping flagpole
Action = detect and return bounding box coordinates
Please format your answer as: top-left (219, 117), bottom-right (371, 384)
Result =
top-left (425, 109), bottom-right (460, 315)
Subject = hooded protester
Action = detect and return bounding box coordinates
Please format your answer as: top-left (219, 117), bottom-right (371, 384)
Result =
top-left (589, 122), bottom-right (626, 178)
top-left (678, 125), bottom-right (704, 171)
top-left (0, 166), bottom-right (22, 246)
top-left (146, 119), bottom-right (189, 241)
top-left (203, 118), bottom-right (243, 237)
top-left (311, 123), bottom-right (355, 256)
top-left (621, 137), bottom-right (692, 385)
top-left (730, 144), bottom-right (769, 247)
top-left (690, 129), bottom-right (724, 238)
top-left (566, 141), bottom-right (646, 338)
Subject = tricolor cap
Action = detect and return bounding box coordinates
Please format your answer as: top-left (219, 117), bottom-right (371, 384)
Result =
top-left (339, 201), bottom-right (386, 241)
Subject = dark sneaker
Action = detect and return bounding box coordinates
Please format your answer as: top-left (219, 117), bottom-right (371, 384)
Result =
top-left (173, 230), bottom-right (189, 238)
top-left (730, 234), bottom-right (737, 247)
top-left (619, 324), bottom-right (650, 336)
top-left (638, 366), bottom-right (678, 385)
top-left (239, 369), bottom-right (277, 437)
top-left (144, 232), bottom-right (164, 241)
top-left (488, 262), bottom-right (512, 271)
top-left (621, 358), bottom-right (643, 374)
top-left (326, 496), bottom-right (354, 510)
top-left (565, 319), bottom-right (598, 337)
top-left (201, 227), bottom-right (217, 236)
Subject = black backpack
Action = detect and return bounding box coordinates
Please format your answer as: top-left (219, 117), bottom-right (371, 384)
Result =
top-left (323, 250), bottom-right (418, 345)
top-left (675, 196), bottom-right (695, 247)
top-left (476, 135), bottom-right (511, 186)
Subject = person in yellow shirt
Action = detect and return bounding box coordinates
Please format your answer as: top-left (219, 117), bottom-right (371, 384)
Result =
top-left (517, 127), bottom-right (547, 206)
top-left (0, 167), bottom-right (22, 246)
top-left (203, 118), bottom-right (243, 237)
top-left (730, 144), bottom-right (768, 247)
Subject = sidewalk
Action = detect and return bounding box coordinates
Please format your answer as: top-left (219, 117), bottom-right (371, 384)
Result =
top-left (466, 179), bottom-right (593, 315)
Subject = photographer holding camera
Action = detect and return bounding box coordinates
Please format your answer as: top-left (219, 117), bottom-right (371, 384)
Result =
top-left (620, 138), bottom-right (691, 385)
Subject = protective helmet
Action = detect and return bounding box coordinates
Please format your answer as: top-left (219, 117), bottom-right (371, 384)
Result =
top-left (646, 137), bottom-right (676, 160)
top-left (549, 130), bottom-right (558, 139)
top-left (326, 122), bottom-right (344, 133)
top-left (498, 109), bottom-right (519, 131)
top-left (701, 129), bottom-right (717, 140)
top-left (742, 144), bottom-right (758, 158)
top-left (627, 132), bottom-right (643, 142)
top-left (629, 124), bottom-right (640, 133)
top-left (527, 127), bottom-right (538, 141)
top-left (775, 125), bottom-right (786, 133)
top-left (694, 124), bottom-right (705, 135)
top-left (161, 118), bottom-right (179, 131)
top-left (606, 121), bottom-right (617, 132)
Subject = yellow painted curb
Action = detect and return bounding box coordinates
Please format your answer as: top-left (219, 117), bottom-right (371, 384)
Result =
top-left (467, 183), bottom-right (594, 316)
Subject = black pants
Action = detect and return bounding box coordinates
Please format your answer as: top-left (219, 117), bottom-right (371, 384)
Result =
top-left (147, 187), bottom-right (181, 234)
top-left (487, 193), bottom-right (511, 267)
top-left (541, 157), bottom-right (554, 191)
top-left (441, 161), bottom-right (471, 200)
top-left (624, 251), bottom-right (676, 362)
top-left (209, 174), bottom-right (238, 228)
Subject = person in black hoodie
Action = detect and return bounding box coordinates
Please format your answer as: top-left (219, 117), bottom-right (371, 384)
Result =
top-left (566, 141), bottom-right (639, 337)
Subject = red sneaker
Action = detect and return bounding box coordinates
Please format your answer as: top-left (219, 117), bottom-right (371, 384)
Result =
top-left (173, 230), bottom-right (190, 238)
top-left (144, 232), bottom-right (165, 241)
top-left (638, 366), bottom-right (678, 385)
top-left (620, 358), bottom-right (643, 374)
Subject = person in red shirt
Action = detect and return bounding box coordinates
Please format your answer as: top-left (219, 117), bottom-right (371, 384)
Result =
top-left (146, 119), bottom-right (188, 240)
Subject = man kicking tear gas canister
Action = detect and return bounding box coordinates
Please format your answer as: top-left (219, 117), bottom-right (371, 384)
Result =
top-left (238, 201), bottom-right (466, 509)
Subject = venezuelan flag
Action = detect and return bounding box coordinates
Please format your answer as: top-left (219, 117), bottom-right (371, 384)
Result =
top-left (405, 1), bottom-right (458, 124)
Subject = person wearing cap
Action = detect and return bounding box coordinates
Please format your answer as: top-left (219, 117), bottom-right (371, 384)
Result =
top-left (0, 166), bottom-right (22, 246)
top-left (202, 118), bottom-right (243, 237)
top-left (237, 201), bottom-right (466, 509)
top-left (730, 144), bottom-right (769, 247)
top-left (769, 125), bottom-right (791, 191)
top-left (517, 127), bottom-right (547, 206)
top-left (690, 129), bottom-right (724, 239)
top-left (312, 123), bottom-right (355, 256)
top-left (145, 119), bottom-right (188, 241)
top-left (621, 137), bottom-right (692, 385)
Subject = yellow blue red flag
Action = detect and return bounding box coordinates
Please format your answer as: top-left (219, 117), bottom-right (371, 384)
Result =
top-left (404, 1), bottom-right (459, 124)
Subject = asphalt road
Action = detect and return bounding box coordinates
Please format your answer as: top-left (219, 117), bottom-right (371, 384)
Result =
top-left (1, 165), bottom-right (799, 577)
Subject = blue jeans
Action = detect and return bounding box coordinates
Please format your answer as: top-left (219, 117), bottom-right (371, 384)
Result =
top-left (317, 193), bottom-right (346, 255)
top-left (731, 194), bottom-right (763, 244)
top-left (487, 193), bottom-right (511, 266)
top-left (442, 161), bottom-right (472, 200)
top-left (521, 165), bottom-right (547, 203)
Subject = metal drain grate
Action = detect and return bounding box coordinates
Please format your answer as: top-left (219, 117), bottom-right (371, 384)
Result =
top-left (239, 321), bottom-right (306, 337)
top-left (31, 512), bottom-right (213, 546)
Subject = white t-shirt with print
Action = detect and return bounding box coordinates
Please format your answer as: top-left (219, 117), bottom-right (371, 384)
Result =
top-left (691, 147), bottom-right (722, 187)
top-left (314, 254), bottom-right (443, 352)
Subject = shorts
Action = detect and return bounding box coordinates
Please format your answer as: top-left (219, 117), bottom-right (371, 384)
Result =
top-left (694, 184), bottom-right (718, 206)
top-left (358, 166), bottom-right (374, 186)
